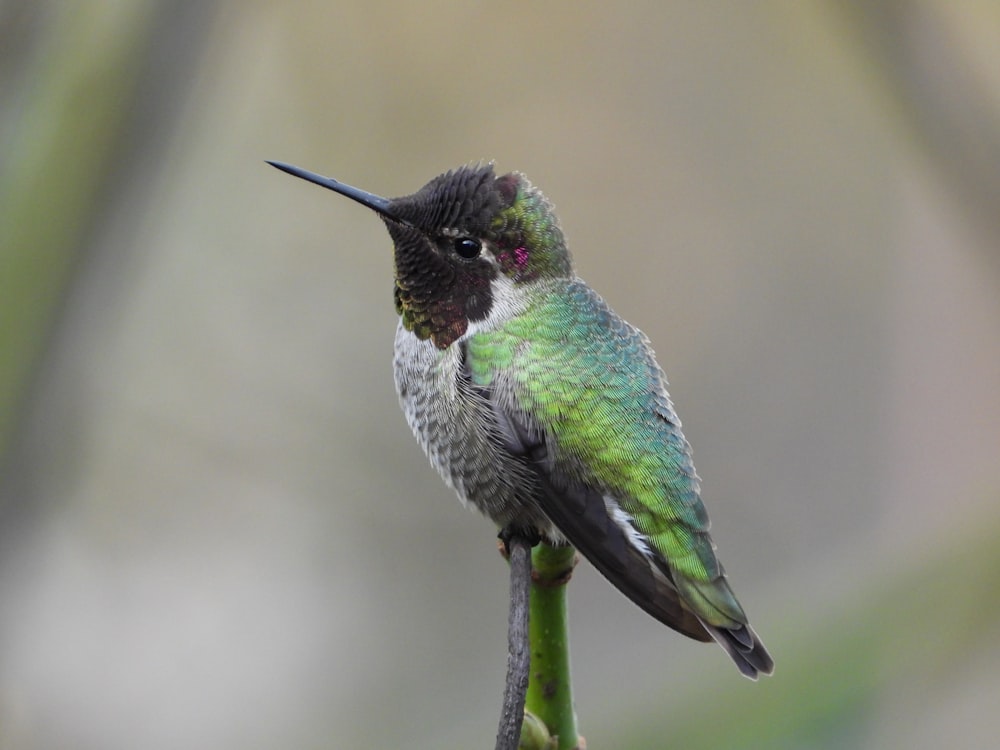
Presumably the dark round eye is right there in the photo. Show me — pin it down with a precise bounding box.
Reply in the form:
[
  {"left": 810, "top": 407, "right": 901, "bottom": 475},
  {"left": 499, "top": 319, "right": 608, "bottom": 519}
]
[{"left": 454, "top": 237, "right": 482, "bottom": 259}]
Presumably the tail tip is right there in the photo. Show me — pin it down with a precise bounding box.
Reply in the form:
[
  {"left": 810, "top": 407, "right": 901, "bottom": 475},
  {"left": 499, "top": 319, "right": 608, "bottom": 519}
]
[{"left": 706, "top": 622, "right": 774, "bottom": 680}]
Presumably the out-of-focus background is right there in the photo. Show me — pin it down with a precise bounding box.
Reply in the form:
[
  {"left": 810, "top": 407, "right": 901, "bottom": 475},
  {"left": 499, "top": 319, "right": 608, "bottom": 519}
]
[{"left": 2, "top": 2, "right": 999, "bottom": 748}]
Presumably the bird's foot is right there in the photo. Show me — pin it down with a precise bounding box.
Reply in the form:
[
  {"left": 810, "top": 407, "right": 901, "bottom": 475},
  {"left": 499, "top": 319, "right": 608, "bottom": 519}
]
[{"left": 496, "top": 525, "right": 542, "bottom": 560}]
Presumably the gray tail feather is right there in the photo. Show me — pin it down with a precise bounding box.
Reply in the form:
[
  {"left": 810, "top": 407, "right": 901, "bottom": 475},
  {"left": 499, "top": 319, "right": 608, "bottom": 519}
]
[{"left": 702, "top": 621, "right": 774, "bottom": 680}]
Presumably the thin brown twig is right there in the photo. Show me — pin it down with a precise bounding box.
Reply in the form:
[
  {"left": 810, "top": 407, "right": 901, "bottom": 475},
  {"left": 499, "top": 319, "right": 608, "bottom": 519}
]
[{"left": 495, "top": 534, "right": 532, "bottom": 750}]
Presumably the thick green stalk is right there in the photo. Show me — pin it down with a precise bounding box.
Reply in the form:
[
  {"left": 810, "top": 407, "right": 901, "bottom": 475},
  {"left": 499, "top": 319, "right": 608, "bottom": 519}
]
[{"left": 525, "top": 543, "right": 581, "bottom": 750}]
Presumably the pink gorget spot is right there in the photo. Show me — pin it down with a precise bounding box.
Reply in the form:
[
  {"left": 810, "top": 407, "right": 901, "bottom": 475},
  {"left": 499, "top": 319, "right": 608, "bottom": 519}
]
[{"left": 513, "top": 246, "right": 529, "bottom": 268}]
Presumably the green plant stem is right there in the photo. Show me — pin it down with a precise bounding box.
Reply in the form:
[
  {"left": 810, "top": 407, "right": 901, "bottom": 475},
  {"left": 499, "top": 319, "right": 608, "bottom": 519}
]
[{"left": 525, "top": 543, "right": 581, "bottom": 749}]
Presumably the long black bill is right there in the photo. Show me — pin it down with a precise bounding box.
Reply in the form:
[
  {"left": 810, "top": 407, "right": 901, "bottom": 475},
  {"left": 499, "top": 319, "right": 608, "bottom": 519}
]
[{"left": 266, "top": 160, "right": 407, "bottom": 223}]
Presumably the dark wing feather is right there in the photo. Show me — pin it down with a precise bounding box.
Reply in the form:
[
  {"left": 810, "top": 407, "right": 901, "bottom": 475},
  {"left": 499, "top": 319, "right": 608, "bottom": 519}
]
[
  {"left": 475, "top": 371, "right": 710, "bottom": 643},
  {"left": 527, "top": 465, "right": 711, "bottom": 642}
]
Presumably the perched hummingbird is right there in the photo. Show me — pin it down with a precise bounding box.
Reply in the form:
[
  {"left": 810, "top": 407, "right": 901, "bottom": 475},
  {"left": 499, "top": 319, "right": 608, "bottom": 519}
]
[{"left": 268, "top": 160, "right": 773, "bottom": 679}]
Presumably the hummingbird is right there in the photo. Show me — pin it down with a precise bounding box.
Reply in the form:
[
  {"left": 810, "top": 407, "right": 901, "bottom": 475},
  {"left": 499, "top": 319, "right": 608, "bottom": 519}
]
[{"left": 268, "top": 160, "right": 773, "bottom": 679}]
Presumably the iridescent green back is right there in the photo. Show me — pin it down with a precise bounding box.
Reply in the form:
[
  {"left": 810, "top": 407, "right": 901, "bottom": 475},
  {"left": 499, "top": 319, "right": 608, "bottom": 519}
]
[{"left": 467, "top": 281, "right": 718, "bottom": 586}]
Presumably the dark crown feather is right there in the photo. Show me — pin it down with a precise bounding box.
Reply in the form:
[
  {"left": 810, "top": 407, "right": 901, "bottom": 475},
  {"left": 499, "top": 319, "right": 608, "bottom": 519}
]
[{"left": 389, "top": 163, "right": 507, "bottom": 233}]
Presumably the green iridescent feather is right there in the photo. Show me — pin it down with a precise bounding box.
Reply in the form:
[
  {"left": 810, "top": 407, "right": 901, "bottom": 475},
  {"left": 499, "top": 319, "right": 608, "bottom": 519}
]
[{"left": 466, "top": 282, "right": 746, "bottom": 627}]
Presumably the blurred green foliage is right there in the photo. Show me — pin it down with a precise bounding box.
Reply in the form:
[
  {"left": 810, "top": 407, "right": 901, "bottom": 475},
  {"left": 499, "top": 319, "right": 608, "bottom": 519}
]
[{"left": 0, "top": 3, "right": 156, "bottom": 458}]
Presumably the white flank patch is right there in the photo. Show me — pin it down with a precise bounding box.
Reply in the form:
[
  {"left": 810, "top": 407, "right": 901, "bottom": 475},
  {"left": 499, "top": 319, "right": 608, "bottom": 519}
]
[{"left": 604, "top": 496, "right": 652, "bottom": 557}]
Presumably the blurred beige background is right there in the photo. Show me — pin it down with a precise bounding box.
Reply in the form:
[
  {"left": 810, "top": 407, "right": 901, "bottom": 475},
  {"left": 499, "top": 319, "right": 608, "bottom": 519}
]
[{"left": 2, "top": 2, "right": 999, "bottom": 748}]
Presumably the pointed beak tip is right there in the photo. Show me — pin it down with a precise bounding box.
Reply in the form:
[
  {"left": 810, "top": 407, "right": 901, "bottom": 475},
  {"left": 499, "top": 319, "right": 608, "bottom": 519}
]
[
  {"left": 266, "top": 160, "right": 300, "bottom": 177},
  {"left": 266, "top": 160, "right": 403, "bottom": 224}
]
